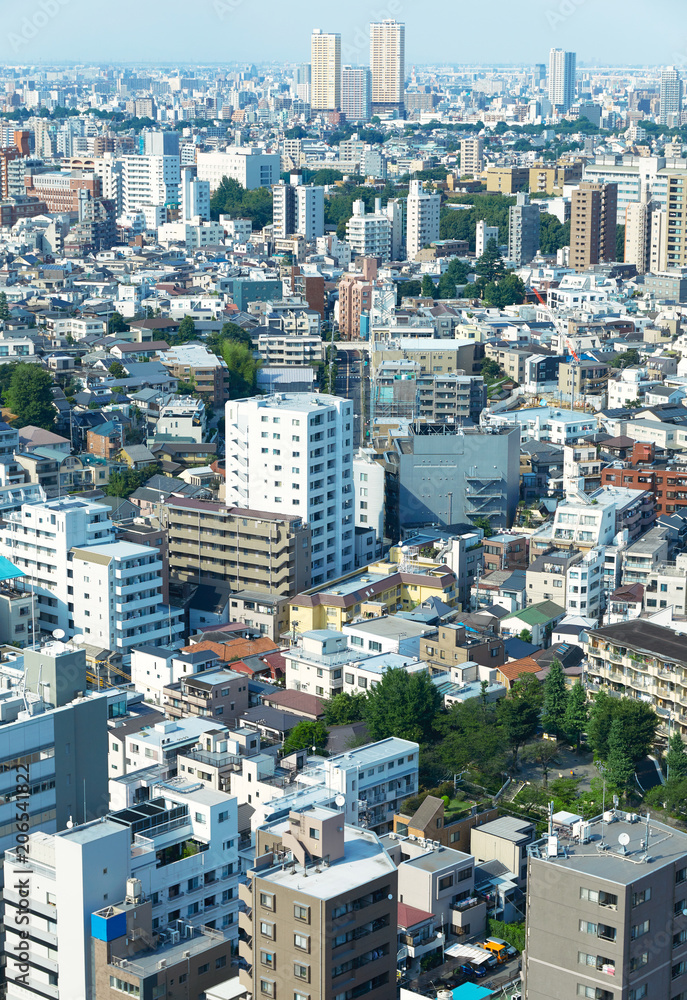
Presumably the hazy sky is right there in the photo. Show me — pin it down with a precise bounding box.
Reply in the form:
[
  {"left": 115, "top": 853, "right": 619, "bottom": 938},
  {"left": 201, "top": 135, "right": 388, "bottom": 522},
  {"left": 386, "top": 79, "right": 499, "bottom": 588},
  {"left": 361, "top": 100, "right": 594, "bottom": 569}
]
[{"left": 2, "top": 0, "right": 686, "bottom": 69}]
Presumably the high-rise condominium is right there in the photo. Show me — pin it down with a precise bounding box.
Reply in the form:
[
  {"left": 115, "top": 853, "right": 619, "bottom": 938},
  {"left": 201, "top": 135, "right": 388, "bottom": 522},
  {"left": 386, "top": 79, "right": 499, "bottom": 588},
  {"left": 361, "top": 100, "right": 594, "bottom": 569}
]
[
  {"left": 406, "top": 179, "right": 441, "bottom": 261},
  {"left": 311, "top": 29, "right": 341, "bottom": 112},
  {"left": 569, "top": 181, "right": 618, "bottom": 272},
  {"left": 548, "top": 48, "right": 576, "bottom": 112},
  {"left": 660, "top": 66, "right": 682, "bottom": 125},
  {"left": 370, "top": 19, "right": 405, "bottom": 112},
  {"left": 508, "top": 192, "right": 541, "bottom": 266},
  {"left": 342, "top": 66, "right": 372, "bottom": 122}
]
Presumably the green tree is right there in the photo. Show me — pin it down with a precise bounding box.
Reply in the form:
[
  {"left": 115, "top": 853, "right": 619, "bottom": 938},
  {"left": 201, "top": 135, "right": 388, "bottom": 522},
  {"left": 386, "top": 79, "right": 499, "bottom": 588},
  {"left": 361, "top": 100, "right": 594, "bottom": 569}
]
[
  {"left": 396, "top": 279, "right": 422, "bottom": 305},
  {"left": 170, "top": 315, "right": 196, "bottom": 345},
  {"left": 616, "top": 224, "right": 625, "bottom": 262},
  {"left": 220, "top": 321, "right": 253, "bottom": 346},
  {"left": 108, "top": 361, "right": 126, "bottom": 379},
  {"left": 482, "top": 272, "right": 527, "bottom": 308},
  {"left": 480, "top": 357, "right": 506, "bottom": 384},
  {"left": 564, "top": 681, "right": 588, "bottom": 752},
  {"left": 0, "top": 291, "right": 10, "bottom": 321},
  {"left": 282, "top": 720, "right": 328, "bottom": 756},
  {"left": 541, "top": 659, "right": 568, "bottom": 738},
  {"left": 539, "top": 213, "right": 570, "bottom": 254},
  {"left": 421, "top": 274, "right": 435, "bottom": 298},
  {"left": 475, "top": 237, "right": 506, "bottom": 283},
  {"left": 605, "top": 718, "right": 635, "bottom": 798},
  {"left": 666, "top": 731, "right": 687, "bottom": 781},
  {"left": 322, "top": 692, "right": 367, "bottom": 726},
  {"left": 108, "top": 311, "right": 129, "bottom": 335},
  {"left": 586, "top": 688, "right": 614, "bottom": 759},
  {"left": 435, "top": 697, "right": 508, "bottom": 779},
  {"left": 518, "top": 629, "right": 533, "bottom": 643},
  {"left": 210, "top": 176, "right": 273, "bottom": 230},
  {"left": 222, "top": 341, "right": 261, "bottom": 398},
  {"left": 4, "top": 364, "right": 56, "bottom": 430},
  {"left": 520, "top": 740, "right": 560, "bottom": 785},
  {"left": 472, "top": 515, "right": 494, "bottom": 537},
  {"left": 609, "top": 348, "right": 640, "bottom": 369},
  {"left": 497, "top": 674, "right": 543, "bottom": 768},
  {"left": 362, "top": 667, "right": 441, "bottom": 744},
  {"left": 645, "top": 776, "right": 687, "bottom": 816},
  {"left": 437, "top": 258, "right": 470, "bottom": 299}
]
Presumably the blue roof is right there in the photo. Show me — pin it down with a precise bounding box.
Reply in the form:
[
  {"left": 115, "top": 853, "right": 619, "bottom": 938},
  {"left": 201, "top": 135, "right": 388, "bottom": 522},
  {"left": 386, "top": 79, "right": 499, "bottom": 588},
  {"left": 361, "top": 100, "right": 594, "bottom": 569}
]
[
  {"left": 0, "top": 555, "right": 24, "bottom": 582},
  {"left": 452, "top": 985, "right": 493, "bottom": 1000}
]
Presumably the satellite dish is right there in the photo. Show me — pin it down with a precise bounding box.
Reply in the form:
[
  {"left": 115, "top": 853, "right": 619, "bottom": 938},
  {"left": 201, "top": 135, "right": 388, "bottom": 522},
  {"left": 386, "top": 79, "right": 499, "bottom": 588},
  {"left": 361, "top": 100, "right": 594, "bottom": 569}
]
[
  {"left": 52, "top": 629, "right": 65, "bottom": 640},
  {"left": 71, "top": 634, "right": 85, "bottom": 645},
  {"left": 334, "top": 794, "right": 346, "bottom": 808},
  {"left": 618, "top": 833, "right": 630, "bottom": 846}
]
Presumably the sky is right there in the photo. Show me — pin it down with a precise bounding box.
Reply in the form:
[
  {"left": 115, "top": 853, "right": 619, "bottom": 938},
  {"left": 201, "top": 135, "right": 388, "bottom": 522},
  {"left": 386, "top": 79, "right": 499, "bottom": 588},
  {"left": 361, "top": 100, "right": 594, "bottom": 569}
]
[{"left": 2, "top": 0, "right": 686, "bottom": 69}]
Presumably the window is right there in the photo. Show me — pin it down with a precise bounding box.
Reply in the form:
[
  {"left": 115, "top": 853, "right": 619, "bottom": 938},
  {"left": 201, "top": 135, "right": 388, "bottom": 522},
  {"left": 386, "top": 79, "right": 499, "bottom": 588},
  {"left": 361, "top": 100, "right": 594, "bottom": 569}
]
[
  {"left": 294, "top": 993, "right": 309, "bottom": 1000},
  {"left": 631, "top": 920, "right": 650, "bottom": 940},
  {"left": 109, "top": 980, "right": 140, "bottom": 997},
  {"left": 294, "top": 904, "right": 309, "bottom": 922},
  {"left": 198, "top": 964, "right": 210, "bottom": 975},
  {"left": 369, "top": 641, "right": 382, "bottom": 652},
  {"left": 678, "top": 868, "right": 687, "bottom": 884},
  {"left": 260, "top": 921, "right": 275, "bottom": 939},
  {"left": 633, "top": 888, "right": 651, "bottom": 906},
  {"left": 577, "top": 988, "right": 613, "bottom": 1000},
  {"left": 216, "top": 956, "right": 227, "bottom": 970},
  {"left": 579, "top": 920, "right": 598, "bottom": 935},
  {"left": 438, "top": 875, "right": 454, "bottom": 891},
  {"left": 294, "top": 932, "right": 310, "bottom": 951},
  {"left": 629, "top": 987, "right": 647, "bottom": 1000},
  {"left": 260, "top": 892, "right": 275, "bottom": 910},
  {"left": 260, "top": 980, "right": 275, "bottom": 997},
  {"left": 630, "top": 953, "right": 648, "bottom": 972},
  {"left": 294, "top": 962, "right": 309, "bottom": 981}
]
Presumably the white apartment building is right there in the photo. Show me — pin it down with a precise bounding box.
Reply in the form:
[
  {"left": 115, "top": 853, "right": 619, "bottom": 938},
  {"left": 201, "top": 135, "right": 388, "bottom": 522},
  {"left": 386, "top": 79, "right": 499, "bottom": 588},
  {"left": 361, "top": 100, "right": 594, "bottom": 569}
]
[
  {"left": 121, "top": 154, "right": 181, "bottom": 214},
  {"left": 196, "top": 147, "right": 281, "bottom": 192},
  {"left": 548, "top": 47, "right": 576, "bottom": 111},
  {"left": 341, "top": 651, "right": 428, "bottom": 697},
  {"left": 584, "top": 154, "right": 687, "bottom": 224},
  {"left": 551, "top": 490, "right": 618, "bottom": 550},
  {"left": 284, "top": 629, "right": 360, "bottom": 698},
  {"left": 370, "top": 19, "right": 405, "bottom": 111},
  {"left": 341, "top": 66, "right": 372, "bottom": 122},
  {"left": 4, "top": 787, "right": 239, "bottom": 1000},
  {"left": 180, "top": 165, "right": 211, "bottom": 223},
  {"left": 406, "top": 179, "right": 441, "bottom": 261},
  {"left": 476, "top": 220, "right": 498, "bottom": 258},
  {"left": 225, "top": 392, "right": 355, "bottom": 583},
  {"left": 345, "top": 198, "right": 393, "bottom": 260},
  {"left": 109, "top": 716, "right": 228, "bottom": 778},
  {"left": 272, "top": 178, "right": 325, "bottom": 241},
  {"left": 130, "top": 644, "right": 221, "bottom": 706},
  {"left": 353, "top": 447, "right": 385, "bottom": 543},
  {"left": 645, "top": 553, "right": 687, "bottom": 615},
  {"left": 460, "top": 137, "right": 484, "bottom": 179},
  {"left": 566, "top": 546, "right": 604, "bottom": 618},
  {"left": 311, "top": 29, "right": 341, "bottom": 111},
  {"left": 154, "top": 396, "right": 207, "bottom": 443}
]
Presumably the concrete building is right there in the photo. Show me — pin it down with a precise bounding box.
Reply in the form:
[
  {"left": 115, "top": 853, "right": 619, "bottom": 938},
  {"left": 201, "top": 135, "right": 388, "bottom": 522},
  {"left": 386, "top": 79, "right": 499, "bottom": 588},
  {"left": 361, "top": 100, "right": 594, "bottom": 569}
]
[
  {"left": 406, "top": 180, "right": 441, "bottom": 261},
  {"left": 370, "top": 19, "right": 405, "bottom": 113},
  {"left": 196, "top": 148, "right": 281, "bottom": 192},
  {"left": 154, "top": 396, "right": 206, "bottom": 444},
  {"left": 386, "top": 423, "right": 521, "bottom": 536},
  {"left": 569, "top": 182, "right": 618, "bottom": 272},
  {"left": 272, "top": 175, "right": 325, "bottom": 241},
  {"left": 460, "top": 137, "right": 484, "bottom": 179},
  {"left": 225, "top": 393, "right": 354, "bottom": 584},
  {"left": 523, "top": 809, "right": 687, "bottom": 1000},
  {"left": 159, "top": 344, "right": 231, "bottom": 406},
  {"left": 624, "top": 186, "right": 667, "bottom": 274},
  {"left": 660, "top": 65, "right": 682, "bottom": 125},
  {"left": 341, "top": 66, "right": 372, "bottom": 122},
  {"left": 180, "top": 164, "right": 211, "bottom": 223},
  {"left": 548, "top": 48, "right": 576, "bottom": 111},
  {"left": 471, "top": 815, "right": 536, "bottom": 887},
  {"left": 475, "top": 220, "right": 498, "bottom": 259},
  {"left": 353, "top": 447, "right": 386, "bottom": 543},
  {"left": 508, "top": 192, "right": 540, "bottom": 266},
  {"left": 121, "top": 154, "right": 181, "bottom": 214},
  {"left": 311, "top": 29, "right": 341, "bottom": 111},
  {"left": 345, "top": 198, "right": 393, "bottom": 261}
]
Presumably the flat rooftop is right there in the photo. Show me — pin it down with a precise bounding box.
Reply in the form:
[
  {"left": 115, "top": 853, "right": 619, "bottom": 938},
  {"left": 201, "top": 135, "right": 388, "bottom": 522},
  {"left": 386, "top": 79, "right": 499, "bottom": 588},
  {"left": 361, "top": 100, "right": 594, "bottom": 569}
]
[{"left": 531, "top": 811, "right": 687, "bottom": 885}]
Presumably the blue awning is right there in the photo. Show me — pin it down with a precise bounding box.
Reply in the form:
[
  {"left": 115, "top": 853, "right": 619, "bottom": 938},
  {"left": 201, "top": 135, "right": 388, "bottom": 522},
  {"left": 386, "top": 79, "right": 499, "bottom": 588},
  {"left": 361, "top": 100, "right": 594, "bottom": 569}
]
[{"left": 0, "top": 555, "right": 24, "bottom": 582}]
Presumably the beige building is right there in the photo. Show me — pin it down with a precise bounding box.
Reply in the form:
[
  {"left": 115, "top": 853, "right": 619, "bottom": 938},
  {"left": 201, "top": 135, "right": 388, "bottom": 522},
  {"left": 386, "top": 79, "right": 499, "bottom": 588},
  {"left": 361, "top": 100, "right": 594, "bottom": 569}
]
[
  {"left": 665, "top": 172, "right": 687, "bottom": 268},
  {"left": 311, "top": 30, "right": 341, "bottom": 111},
  {"left": 460, "top": 137, "right": 484, "bottom": 178},
  {"left": 419, "top": 621, "right": 505, "bottom": 672},
  {"left": 569, "top": 181, "right": 618, "bottom": 272},
  {"left": 370, "top": 19, "right": 405, "bottom": 112},
  {"left": 485, "top": 166, "right": 529, "bottom": 194},
  {"left": 470, "top": 815, "right": 536, "bottom": 887},
  {"left": 239, "top": 805, "right": 398, "bottom": 1000}
]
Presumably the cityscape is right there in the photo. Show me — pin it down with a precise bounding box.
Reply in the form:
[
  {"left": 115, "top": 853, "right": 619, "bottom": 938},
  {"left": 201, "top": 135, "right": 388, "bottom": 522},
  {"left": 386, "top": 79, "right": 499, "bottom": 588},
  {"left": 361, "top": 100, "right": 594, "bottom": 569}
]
[{"left": 0, "top": 7, "right": 686, "bottom": 1000}]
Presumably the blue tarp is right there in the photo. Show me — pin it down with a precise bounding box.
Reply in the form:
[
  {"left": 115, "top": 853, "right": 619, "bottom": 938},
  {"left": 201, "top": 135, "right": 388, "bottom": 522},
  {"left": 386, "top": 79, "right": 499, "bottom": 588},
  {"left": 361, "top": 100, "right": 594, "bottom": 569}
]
[
  {"left": 0, "top": 555, "right": 23, "bottom": 582},
  {"left": 452, "top": 985, "right": 493, "bottom": 1000}
]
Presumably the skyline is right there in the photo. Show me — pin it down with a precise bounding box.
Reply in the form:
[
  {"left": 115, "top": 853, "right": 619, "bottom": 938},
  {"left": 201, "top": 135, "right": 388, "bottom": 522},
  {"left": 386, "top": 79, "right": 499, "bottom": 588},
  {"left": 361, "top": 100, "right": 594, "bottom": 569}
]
[{"left": 1, "top": 0, "right": 687, "bottom": 69}]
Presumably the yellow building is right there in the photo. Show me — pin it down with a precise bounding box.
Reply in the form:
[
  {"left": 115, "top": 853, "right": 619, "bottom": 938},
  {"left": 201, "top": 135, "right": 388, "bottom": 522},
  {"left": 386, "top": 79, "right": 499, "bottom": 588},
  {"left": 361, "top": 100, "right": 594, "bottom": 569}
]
[
  {"left": 485, "top": 167, "right": 529, "bottom": 194},
  {"left": 288, "top": 559, "right": 458, "bottom": 633}
]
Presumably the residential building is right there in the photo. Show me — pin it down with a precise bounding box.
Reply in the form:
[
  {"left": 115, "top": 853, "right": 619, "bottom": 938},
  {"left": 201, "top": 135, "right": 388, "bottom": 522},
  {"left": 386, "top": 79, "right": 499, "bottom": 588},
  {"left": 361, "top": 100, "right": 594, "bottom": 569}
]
[
  {"left": 196, "top": 147, "right": 281, "bottom": 192},
  {"left": 419, "top": 620, "right": 505, "bottom": 672},
  {"left": 548, "top": 48, "right": 576, "bottom": 111},
  {"left": 644, "top": 553, "right": 687, "bottom": 615},
  {"left": 159, "top": 344, "right": 231, "bottom": 406},
  {"left": 341, "top": 66, "right": 372, "bottom": 122},
  {"left": 272, "top": 175, "right": 325, "bottom": 241},
  {"left": 482, "top": 533, "right": 529, "bottom": 572},
  {"left": 624, "top": 186, "right": 666, "bottom": 274},
  {"left": 523, "top": 809, "right": 687, "bottom": 1000},
  {"left": 566, "top": 547, "right": 605, "bottom": 618},
  {"left": 311, "top": 30, "right": 341, "bottom": 111},
  {"left": 563, "top": 443, "right": 602, "bottom": 494},
  {"left": 508, "top": 192, "right": 540, "bottom": 266},
  {"left": 569, "top": 182, "right": 618, "bottom": 272},
  {"left": 621, "top": 525, "right": 670, "bottom": 588},
  {"left": 163, "top": 667, "right": 249, "bottom": 726},
  {"left": 370, "top": 19, "right": 405, "bottom": 113},
  {"left": 239, "top": 805, "right": 398, "bottom": 1000},
  {"left": 485, "top": 166, "right": 530, "bottom": 194},
  {"left": 180, "top": 163, "right": 211, "bottom": 222},
  {"left": 660, "top": 65, "right": 682, "bottom": 125},
  {"left": 526, "top": 550, "right": 582, "bottom": 608},
  {"left": 353, "top": 448, "right": 385, "bottom": 544},
  {"left": 476, "top": 220, "right": 498, "bottom": 258},
  {"left": 345, "top": 198, "right": 393, "bottom": 261},
  {"left": 460, "top": 137, "right": 484, "bottom": 179},
  {"left": 121, "top": 154, "right": 181, "bottom": 214},
  {"left": 406, "top": 180, "right": 441, "bottom": 261},
  {"left": 224, "top": 393, "right": 355, "bottom": 584},
  {"left": 546, "top": 487, "right": 654, "bottom": 554},
  {"left": 558, "top": 354, "right": 610, "bottom": 402},
  {"left": 257, "top": 330, "right": 324, "bottom": 367},
  {"left": 471, "top": 815, "right": 536, "bottom": 887},
  {"left": 664, "top": 174, "right": 687, "bottom": 269},
  {"left": 154, "top": 396, "right": 207, "bottom": 444}
]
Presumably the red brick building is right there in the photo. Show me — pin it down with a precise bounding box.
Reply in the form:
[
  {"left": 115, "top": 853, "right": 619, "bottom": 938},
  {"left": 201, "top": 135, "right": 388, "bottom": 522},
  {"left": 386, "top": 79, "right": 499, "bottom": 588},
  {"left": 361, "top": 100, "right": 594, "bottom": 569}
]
[
  {"left": 25, "top": 171, "right": 102, "bottom": 215},
  {"left": 601, "top": 441, "right": 687, "bottom": 517}
]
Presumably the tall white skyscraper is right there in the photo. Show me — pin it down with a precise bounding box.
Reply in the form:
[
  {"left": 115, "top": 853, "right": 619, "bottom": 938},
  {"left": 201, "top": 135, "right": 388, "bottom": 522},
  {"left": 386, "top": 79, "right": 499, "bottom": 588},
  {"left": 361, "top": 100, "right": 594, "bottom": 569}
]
[
  {"left": 225, "top": 393, "right": 355, "bottom": 584},
  {"left": 406, "top": 179, "right": 441, "bottom": 261},
  {"left": 660, "top": 66, "right": 682, "bottom": 125},
  {"left": 548, "top": 48, "right": 576, "bottom": 112},
  {"left": 370, "top": 19, "right": 405, "bottom": 112},
  {"left": 311, "top": 29, "right": 341, "bottom": 111},
  {"left": 342, "top": 66, "right": 372, "bottom": 122}
]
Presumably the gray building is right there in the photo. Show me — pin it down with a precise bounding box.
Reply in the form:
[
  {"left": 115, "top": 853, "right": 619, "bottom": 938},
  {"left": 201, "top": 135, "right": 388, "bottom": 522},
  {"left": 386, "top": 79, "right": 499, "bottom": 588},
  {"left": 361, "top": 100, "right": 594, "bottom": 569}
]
[
  {"left": 508, "top": 192, "right": 541, "bottom": 265},
  {"left": 386, "top": 423, "right": 521, "bottom": 536},
  {"left": 524, "top": 809, "right": 687, "bottom": 1000}
]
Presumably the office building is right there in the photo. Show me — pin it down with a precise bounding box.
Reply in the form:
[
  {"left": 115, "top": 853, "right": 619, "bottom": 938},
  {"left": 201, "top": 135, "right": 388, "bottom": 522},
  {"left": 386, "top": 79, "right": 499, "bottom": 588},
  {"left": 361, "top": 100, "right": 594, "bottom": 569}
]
[
  {"left": 460, "top": 136, "right": 484, "bottom": 179},
  {"left": 476, "top": 220, "right": 498, "bottom": 258},
  {"left": 508, "top": 192, "right": 541, "bottom": 265},
  {"left": 548, "top": 48, "right": 576, "bottom": 111},
  {"left": 294, "top": 62, "right": 311, "bottom": 103},
  {"left": 196, "top": 147, "right": 281, "bottom": 192},
  {"left": 660, "top": 65, "right": 682, "bottom": 125},
  {"left": 523, "top": 808, "right": 687, "bottom": 1000},
  {"left": 370, "top": 19, "right": 405, "bottom": 112},
  {"left": 311, "top": 29, "right": 341, "bottom": 111},
  {"left": 225, "top": 393, "right": 355, "bottom": 584},
  {"left": 238, "top": 805, "right": 398, "bottom": 1000},
  {"left": 272, "top": 174, "right": 325, "bottom": 240},
  {"left": 569, "top": 181, "right": 618, "bottom": 272},
  {"left": 341, "top": 66, "right": 372, "bottom": 122},
  {"left": 406, "top": 179, "right": 441, "bottom": 261}
]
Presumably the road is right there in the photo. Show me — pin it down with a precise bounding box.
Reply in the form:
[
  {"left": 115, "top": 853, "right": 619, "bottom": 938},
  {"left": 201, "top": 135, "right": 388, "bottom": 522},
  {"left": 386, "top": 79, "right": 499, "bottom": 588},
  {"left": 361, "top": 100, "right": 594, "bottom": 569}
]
[{"left": 334, "top": 349, "right": 365, "bottom": 446}]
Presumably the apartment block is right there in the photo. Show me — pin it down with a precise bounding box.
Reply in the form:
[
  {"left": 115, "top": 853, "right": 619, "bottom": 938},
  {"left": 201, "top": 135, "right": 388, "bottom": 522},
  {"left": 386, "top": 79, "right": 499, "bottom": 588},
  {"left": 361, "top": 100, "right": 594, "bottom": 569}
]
[
  {"left": 508, "top": 192, "right": 540, "bottom": 266},
  {"left": 239, "top": 806, "right": 398, "bottom": 1000},
  {"left": 406, "top": 180, "right": 440, "bottom": 260},
  {"left": 311, "top": 30, "right": 341, "bottom": 111},
  {"left": 569, "top": 182, "right": 618, "bottom": 272},
  {"left": 419, "top": 620, "right": 505, "bottom": 672},
  {"left": 196, "top": 148, "right": 281, "bottom": 192},
  {"left": 523, "top": 809, "right": 687, "bottom": 1000},
  {"left": 460, "top": 137, "right": 484, "bottom": 179},
  {"left": 370, "top": 19, "right": 405, "bottom": 112},
  {"left": 163, "top": 667, "right": 249, "bottom": 726}
]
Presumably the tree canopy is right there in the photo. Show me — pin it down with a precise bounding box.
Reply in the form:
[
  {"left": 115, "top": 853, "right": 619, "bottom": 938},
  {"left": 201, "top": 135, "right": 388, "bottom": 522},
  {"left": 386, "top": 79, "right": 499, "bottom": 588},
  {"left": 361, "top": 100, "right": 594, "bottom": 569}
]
[
  {"left": 497, "top": 674, "right": 543, "bottom": 766},
  {"left": 4, "top": 364, "right": 56, "bottom": 430},
  {"left": 322, "top": 692, "right": 367, "bottom": 726},
  {"left": 587, "top": 690, "right": 659, "bottom": 763},
  {"left": 210, "top": 176, "right": 273, "bottom": 230},
  {"left": 541, "top": 660, "right": 568, "bottom": 738},
  {"left": 362, "top": 668, "right": 442, "bottom": 744},
  {"left": 283, "top": 720, "right": 329, "bottom": 756},
  {"left": 222, "top": 341, "right": 261, "bottom": 398}
]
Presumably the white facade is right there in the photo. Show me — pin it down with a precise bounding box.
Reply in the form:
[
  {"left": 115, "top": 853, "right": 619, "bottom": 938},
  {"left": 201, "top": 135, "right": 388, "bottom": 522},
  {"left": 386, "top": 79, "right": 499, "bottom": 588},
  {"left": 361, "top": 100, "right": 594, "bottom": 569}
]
[
  {"left": 345, "top": 198, "right": 393, "bottom": 261},
  {"left": 342, "top": 67, "right": 372, "bottom": 122},
  {"left": 552, "top": 491, "right": 619, "bottom": 549},
  {"left": 311, "top": 30, "right": 341, "bottom": 111},
  {"left": 370, "top": 20, "right": 405, "bottom": 110},
  {"left": 406, "top": 180, "right": 441, "bottom": 261},
  {"left": 548, "top": 48, "right": 576, "bottom": 111},
  {"left": 284, "top": 629, "right": 357, "bottom": 698},
  {"left": 353, "top": 448, "right": 385, "bottom": 543},
  {"left": 272, "top": 179, "right": 325, "bottom": 240},
  {"left": 225, "top": 393, "right": 355, "bottom": 583},
  {"left": 476, "top": 220, "right": 499, "bottom": 258},
  {"left": 566, "top": 546, "right": 604, "bottom": 618},
  {"left": 121, "top": 154, "right": 181, "bottom": 213},
  {"left": 155, "top": 396, "right": 207, "bottom": 443},
  {"left": 196, "top": 148, "right": 281, "bottom": 192},
  {"left": 180, "top": 165, "right": 211, "bottom": 223}
]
